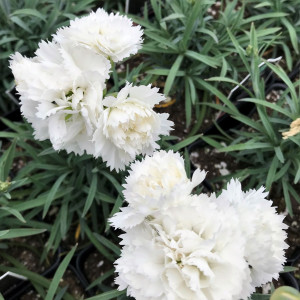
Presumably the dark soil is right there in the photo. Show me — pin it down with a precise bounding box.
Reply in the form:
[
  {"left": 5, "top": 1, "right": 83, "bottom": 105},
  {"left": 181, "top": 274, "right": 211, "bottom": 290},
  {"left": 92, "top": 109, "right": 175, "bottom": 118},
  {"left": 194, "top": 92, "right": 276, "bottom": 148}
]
[
  {"left": 83, "top": 249, "right": 114, "bottom": 286},
  {"left": 19, "top": 269, "right": 85, "bottom": 300},
  {"left": 0, "top": 234, "right": 52, "bottom": 275},
  {"left": 61, "top": 269, "right": 85, "bottom": 299}
]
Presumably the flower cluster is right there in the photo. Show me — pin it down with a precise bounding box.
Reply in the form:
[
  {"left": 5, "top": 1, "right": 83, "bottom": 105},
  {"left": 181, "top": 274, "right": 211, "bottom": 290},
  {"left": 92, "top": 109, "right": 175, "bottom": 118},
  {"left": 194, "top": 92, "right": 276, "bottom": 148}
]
[
  {"left": 110, "top": 150, "right": 288, "bottom": 300},
  {"left": 10, "top": 8, "right": 173, "bottom": 171}
]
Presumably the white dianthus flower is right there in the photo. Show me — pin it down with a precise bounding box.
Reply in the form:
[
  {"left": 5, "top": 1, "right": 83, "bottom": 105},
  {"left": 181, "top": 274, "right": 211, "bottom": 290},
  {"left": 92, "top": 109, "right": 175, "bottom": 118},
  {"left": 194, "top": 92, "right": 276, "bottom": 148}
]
[
  {"left": 114, "top": 196, "right": 252, "bottom": 300},
  {"left": 216, "top": 179, "right": 288, "bottom": 288},
  {"left": 93, "top": 84, "right": 174, "bottom": 171},
  {"left": 10, "top": 41, "right": 110, "bottom": 155},
  {"left": 110, "top": 150, "right": 206, "bottom": 229},
  {"left": 54, "top": 8, "right": 143, "bottom": 62}
]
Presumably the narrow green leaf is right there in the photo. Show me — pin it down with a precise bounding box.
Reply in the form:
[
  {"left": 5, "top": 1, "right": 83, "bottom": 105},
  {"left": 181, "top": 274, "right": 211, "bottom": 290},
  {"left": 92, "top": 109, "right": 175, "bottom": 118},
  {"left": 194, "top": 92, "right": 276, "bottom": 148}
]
[
  {"left": 282, "top": 266, "right": 298, "bottom": 273},
  {"left": 82, "top": 173, "right": 98, "bottom": 217},
  {"left": 182, "top": 0, "right": 202, "bottom": 48},
  {"left": 256, "top": 106, "right": 277, "bottom": 142},
  {"left": 146, "top": 68, "right": 185, "bottom": 76},
  {"left": 294, "top": 160, "right": 300, "bottom": 184},
  {"left": 45, "top": 244, "right": 77, "bottom": 300},
  {"left": 194, "top": 79, "right": 239, "bottom": 113},
  {"left": 72, "top": 0, "right": 97, "bottom": 12},
  {"left": 201, "top": 136, "right": 224, "bottom": 149},
  {"left": 164, "top": 54, "right": 184, "bottom": 95},
  {"left": 289, "top": 136, "right": 300, "bottom": 147},
  {"left": 0, "top": 188, "right": 73, "bottom": 218},
  {"left": 185, "top": 78, "right": 192, "bottom": 128},
  {"left": 168, "top": 134, "right": 202, "bottom": 152},
  {"left": 145, "top": 31, "right": 177, "bottom": 50},
  {"left": 274, "top": 161, "right": 291, "bottom": 181},
  {"left": 141, "top": 44, "right": 178, "bottom": 54},
  {"left": 0, "top": 266, "right": 74, "bottom": 300},
  {"left": 10, "top": 16, "right": 33, "bottom": 33},
  {"left": 85, "top": 289, "right": 125, "bottom": 300},
  {"left": 198, "top": 28, "right": 218, "bottom": 43},
  {"left": 94, "top": 233, "right": 121, "bottom": 256},
  {"left": 105, "top": 195, "right": 123, "bottom": 232},
  {"left": 264, "top": 61, "right": 298, "bottom": 110},
  {"left": 99, "top": 171, "right": 123, "bottom": 195},
  {"left": 160, "top": 13, "right": 185, "bottom": 22},
  {"left": 0, "top": 139, "right": 16, "bottom": 181},
  {"left": 0, "top": 207, "right": 26, "bottom": 223},
  {"left": 185, "top": 50, "right": 220, "bottom": 68},
  {"left": 0, "top": 228, "right": 46, "bottom": 240},
  {"left": 219, "top": 142, "right": 272, "bottom": 152},
  {"left": 232, "top": 115, "right": 265, "bottom": 133},
  {"left": 150, "top": 0, "right": 162, "bottom": 22},
  {"left": 250, "top": 22, "right": 258, "bottom": 53},
  {"left": 240, "top": 98, "right": 293, "bottom": 119},
  {"left": 282, "top": 179, "right": 292, "bottom": 216},
  {"left": 84, "top": 225, "right": 114, "bottom": 261},
  {"left": 0, "top": 230, "right": 9, "bottom": 237},
  {"left": 43, "top": 172, "right": 69, "bottom": 218},
  {"left": 266, "top": 156, "right": 279, "bottom": 191},
  {"left": 54, "top": 286, "right": 69, "bottom": 300},
  {"left": 242, "top": 12, "right": 288, "bottom": 24},
  {"left": 281, "top": 18, "right": 299, "bottom": 54},
  {"left": 87, "top": 269, "right": 114, "bottom": 290},
  {"left": 184, "top": 148, "right": 190, "bottom": 178},
  {"left": 226, "top": 28, "right": 250, "bottom": 72},
  {"left": 187, "top": 77, "right": 196, "bottom": 104},
  {"left": 10, "top": 8, "right": 46, "bottom": 21},
  {"left": 274, "top": 146, "right": 285, "bottom": 163}
]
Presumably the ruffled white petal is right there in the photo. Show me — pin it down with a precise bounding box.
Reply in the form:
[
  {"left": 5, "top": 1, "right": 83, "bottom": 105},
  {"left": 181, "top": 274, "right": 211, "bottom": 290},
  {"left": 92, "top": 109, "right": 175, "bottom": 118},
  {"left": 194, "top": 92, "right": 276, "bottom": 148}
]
[
  {"left": 54, "top": 8, "right": 143, "bottom": 62},
  {"left": 93, "top": 85, "right": 173, "bottom": 171}
]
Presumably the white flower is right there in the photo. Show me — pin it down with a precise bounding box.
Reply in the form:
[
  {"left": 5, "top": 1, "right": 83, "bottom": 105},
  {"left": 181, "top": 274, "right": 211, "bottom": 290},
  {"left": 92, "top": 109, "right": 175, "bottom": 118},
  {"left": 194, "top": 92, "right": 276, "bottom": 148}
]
[
  {"left": 114, "top": 196, "right": 251, "bottom": 300},
  {"left": 54, "top": 8, "right": 143, "bottom": 62},
  {"left": 10, "top": 41, "right": 110, "bottom": 155},
  {"left": 216, "top": 179, "right": 288, "bottom": 288},
  {"left": 93, "top": 84, "right": 173, "bottom": 171},
  {"left": 110, "top": 150, "right": 206, "bottom": 229}
]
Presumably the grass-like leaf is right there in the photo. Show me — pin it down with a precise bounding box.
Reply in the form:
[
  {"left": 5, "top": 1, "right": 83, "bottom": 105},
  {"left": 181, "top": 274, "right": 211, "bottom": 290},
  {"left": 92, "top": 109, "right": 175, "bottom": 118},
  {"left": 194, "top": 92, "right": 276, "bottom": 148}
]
[
  {"left": 94, "top": 233, "right": 121, "bottom": 256},
  {"left": 0, "top": 265, "right": 74, "bottom": 300},
  {"left": 45, "top": 244, "right": 77, "bottom": 300},
  {"left": 168, "top": 134, "right": 202, "bottom": 152},
  {"left": 82, "top": 173, "right": 98, "bottom": 217},
  {"left": 0, "top": 138, "right": 16, "bottom": 181},
  {"left": 85, "top": 290, "right": 125, "bottom": 300},
  {"left": 266, "top": 156, "right": 279, "bottom": 191},
  {"left": 10, "top": 8, "right": 46, "bottom": 21},
  {"left": 43, "top": 172, "right": 70, "bottom": 218},
  {"left": 164, "top": 54, "right": 183, "bottom": 95},
  {"left": 0, "top": 228, "right": 46, "bottom": 240},
  {"left": 219, "top": 142, "right": 272, "bottom": 152},
  {"left": 185, "top": 50, "right": 220, "bottom": 68}
]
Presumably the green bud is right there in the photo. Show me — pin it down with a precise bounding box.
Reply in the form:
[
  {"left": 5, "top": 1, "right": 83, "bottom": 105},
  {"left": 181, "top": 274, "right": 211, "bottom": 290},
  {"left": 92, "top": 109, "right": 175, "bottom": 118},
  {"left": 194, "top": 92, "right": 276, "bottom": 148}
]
[
  {"left": 0, "top": 181, "right": 11, "bottom": 193},
  {"left": 246, "top": 45, "right": 253, "bottom": 56},
  {"left": 271, "top": 286, "right": 300, "bottom": 300}
]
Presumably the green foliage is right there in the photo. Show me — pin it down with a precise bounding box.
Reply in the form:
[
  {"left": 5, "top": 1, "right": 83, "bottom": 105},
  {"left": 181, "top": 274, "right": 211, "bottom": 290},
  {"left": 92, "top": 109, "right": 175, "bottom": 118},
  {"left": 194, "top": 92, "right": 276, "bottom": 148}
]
[
  {"left": 0, "top": 119, "right": 128, "bottom": 297},
  {"left": 200, "top": 25, "right": 300, "bottom": 215},
  {"left": 0, "top": 1, "right": 299, "bottom": 298},
  {"left": 0, "top": 118, "right": 127, "bottom": 256},
  {"left": 0, "top": 136, "right": 48, "bottom": 239},
  {"left": 45, "top": 245, "right": 77, "bottom": 300},
  {"left": 132, "top": 0, "right": 299, "bottom": 129}
]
